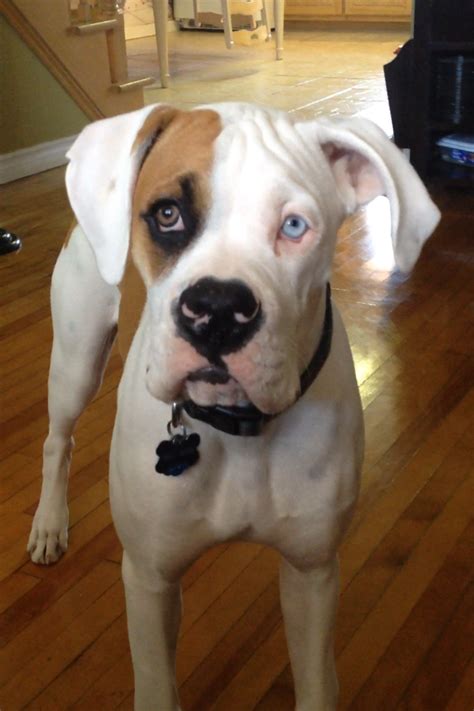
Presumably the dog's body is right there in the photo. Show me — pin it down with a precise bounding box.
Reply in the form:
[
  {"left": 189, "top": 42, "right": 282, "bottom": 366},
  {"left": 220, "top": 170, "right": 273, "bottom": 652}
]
[{"left": 28, "top": 103, "right": 440, "bottom": 710}]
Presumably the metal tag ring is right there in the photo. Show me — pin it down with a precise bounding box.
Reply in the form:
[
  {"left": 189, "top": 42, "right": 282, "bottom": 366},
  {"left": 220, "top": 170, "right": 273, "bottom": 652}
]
[
  {"left": 171, "top": 401, "right": 182, "bottom": 429},
  {"left": 167, "top": 421, "right": 187, "bottom": 438}
]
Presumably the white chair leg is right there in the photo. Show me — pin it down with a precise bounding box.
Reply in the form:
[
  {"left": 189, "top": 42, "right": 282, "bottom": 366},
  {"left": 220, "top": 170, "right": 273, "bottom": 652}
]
[
  {"left": 274, "top": 0, "right": 284, "bottom": 59},
  {"left": 221, "top": 0, "right": 234, "bottom": 49},
  {"left": 261, "top": 0, "right": 272, "bottom": 40},
  {"left": 151, "top": 0, "right": 170, "bottom": 88},
  {"left": 193, "top": 0, "right": 201, "bottom": 26}
]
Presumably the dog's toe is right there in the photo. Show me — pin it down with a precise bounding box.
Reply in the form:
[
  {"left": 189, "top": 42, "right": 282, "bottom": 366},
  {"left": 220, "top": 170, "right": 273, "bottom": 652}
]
[
  {"left": 28, "top": 536, "right": 48, "bottom": 565},
  {"left": 28, "top": 509, "right": 69, "bottom": 565},
  {"left": 28, "top": 529, "right": 67, "bottom": 565},
  {"left": 46, "top": 531, "right": 67, "bottom": 564}
]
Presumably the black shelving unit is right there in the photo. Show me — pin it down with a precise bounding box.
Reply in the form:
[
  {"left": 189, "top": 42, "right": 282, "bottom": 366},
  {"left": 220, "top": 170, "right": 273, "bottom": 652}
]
[{"left": 384, "top": 0, "right": 474, "bottom": 186}]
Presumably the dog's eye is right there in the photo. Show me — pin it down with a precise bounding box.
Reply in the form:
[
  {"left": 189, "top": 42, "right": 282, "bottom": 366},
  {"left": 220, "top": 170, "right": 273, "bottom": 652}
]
[
  {"left": 155, "top": 204, "right": 185, "bottom": 232},
  {"left": 280, "top": 215, "right": 309, "bottom": 241},
  {"left": 142, "top": 176, "right": 200, "bottom": 255}
]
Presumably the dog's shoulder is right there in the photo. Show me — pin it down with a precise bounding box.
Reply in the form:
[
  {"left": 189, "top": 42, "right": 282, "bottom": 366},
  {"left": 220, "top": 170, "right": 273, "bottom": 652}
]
[{"left": 117, "top": 258, "right": 146, "bottom": 363}]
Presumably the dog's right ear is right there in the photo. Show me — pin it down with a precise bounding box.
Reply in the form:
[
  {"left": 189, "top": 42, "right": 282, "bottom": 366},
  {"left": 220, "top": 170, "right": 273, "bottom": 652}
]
[
  {"left": 65, "top": 104, "right": 179, "bottom": 285},
  {"left": 295, "top": 116, "right": 440, "bottom": 272}
]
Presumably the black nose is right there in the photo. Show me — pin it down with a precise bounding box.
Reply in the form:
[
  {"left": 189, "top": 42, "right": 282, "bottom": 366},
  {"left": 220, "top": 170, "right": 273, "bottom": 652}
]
[{"left": 175, "top": 277, "right": 262, "bottom": 361}]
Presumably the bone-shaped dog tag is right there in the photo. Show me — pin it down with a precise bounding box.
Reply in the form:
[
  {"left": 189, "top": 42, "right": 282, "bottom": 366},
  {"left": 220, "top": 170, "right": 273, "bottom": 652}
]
[
  {"left": 155, "top": 404, "right": 200, "bottom": 476},
  {"left": 155, "top": 432, "right": 200, "bottom": 476}
]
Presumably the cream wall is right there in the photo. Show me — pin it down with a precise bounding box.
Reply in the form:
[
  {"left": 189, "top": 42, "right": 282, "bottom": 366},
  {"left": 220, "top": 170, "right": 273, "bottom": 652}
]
[{"left": 0, "top": 16, "right": 88, "bottom": 155}]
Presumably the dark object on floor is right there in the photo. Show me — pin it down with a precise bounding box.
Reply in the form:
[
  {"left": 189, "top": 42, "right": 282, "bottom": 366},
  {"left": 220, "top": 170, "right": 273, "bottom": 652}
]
[{"left": 0, "top": 228, "right": 22, "bottom": 255}]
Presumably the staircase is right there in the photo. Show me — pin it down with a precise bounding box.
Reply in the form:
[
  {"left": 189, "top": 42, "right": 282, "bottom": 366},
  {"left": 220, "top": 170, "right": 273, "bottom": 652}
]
[{"left": 1, "top": 0, "right": 155, "bottom": 121}]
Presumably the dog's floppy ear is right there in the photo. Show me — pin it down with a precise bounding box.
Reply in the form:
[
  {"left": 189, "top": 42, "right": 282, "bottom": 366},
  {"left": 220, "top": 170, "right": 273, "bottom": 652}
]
[
  {"left": 309, "top": 117, "right": 441, "bottom": 272},
  {"left": 65, "top": 104, "right": 178, "bottom": 285}
]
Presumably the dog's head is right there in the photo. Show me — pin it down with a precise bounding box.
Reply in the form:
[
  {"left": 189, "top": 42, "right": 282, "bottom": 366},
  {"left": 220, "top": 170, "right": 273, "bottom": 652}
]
[{"left": 66, "top": 103, "right": 440, "bottom": 414}]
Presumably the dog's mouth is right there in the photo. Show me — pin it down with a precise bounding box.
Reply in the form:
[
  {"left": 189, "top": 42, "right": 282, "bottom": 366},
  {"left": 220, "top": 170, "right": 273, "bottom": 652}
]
[
  {"left": 183, "top": 366, "right": 250, "bottom": 407},
  {"left": 187, "top": 366, "right": 230, "bottom": 385}
]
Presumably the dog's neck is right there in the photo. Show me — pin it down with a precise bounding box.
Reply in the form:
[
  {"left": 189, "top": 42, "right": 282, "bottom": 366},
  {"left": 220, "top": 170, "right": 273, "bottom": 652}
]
[{"left": 297, "top": 281, "right": 331, "bottom": 379}]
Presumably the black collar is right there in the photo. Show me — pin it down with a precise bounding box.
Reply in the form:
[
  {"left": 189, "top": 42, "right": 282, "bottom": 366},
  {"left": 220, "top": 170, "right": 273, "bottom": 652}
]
[{"left": 181, "top": 283, "right": 333, "bottom": 437}]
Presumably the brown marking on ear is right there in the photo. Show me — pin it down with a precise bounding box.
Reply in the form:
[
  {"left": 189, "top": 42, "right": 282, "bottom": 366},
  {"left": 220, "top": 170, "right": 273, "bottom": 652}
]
[
  {"left": 118, "top": 257, "right": 147, "bottom": 362},
  {"left": 131, "top": 105, "right": 181, "bottom": 159},
  {"left": 131, "top": 108, "right": 222, "bottom": 285}
]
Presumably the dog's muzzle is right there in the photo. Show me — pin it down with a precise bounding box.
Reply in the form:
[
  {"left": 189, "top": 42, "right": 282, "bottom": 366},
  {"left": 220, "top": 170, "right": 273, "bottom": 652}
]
[
  {"left": 181, "top": 284, "right": 334, "bottom": 437},
  {"left": 174, "top": 277, "right": 263, "bottom": 364}
]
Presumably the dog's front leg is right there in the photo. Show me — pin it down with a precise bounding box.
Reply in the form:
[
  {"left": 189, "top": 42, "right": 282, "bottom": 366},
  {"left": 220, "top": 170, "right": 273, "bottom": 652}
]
[
  {"left": 28, "top": 230, "right": 119, "bottom": 564},
  {"left": 122, "top": 551, "right": 182, "bottom": 711},
  {"left": 280, "top": 557, "right": 339, "bottom": 711}
]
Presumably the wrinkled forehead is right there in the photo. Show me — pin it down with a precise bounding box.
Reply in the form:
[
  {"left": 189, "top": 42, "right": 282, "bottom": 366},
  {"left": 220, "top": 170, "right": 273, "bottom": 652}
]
[
  {"left": 212, "top": 106, "right": 331, "bottom": 210},
  {"left": 134, "top": 103, "right": 327, "bottom": 206},
  {"left": 218, "top": 107, "right": 316, "bottom": 170}
]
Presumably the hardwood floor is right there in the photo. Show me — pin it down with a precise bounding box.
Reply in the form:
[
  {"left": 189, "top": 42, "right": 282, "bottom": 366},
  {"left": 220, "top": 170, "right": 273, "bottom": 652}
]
[{"left": 1, "top": 30, "right": 473, "bottom": 709}]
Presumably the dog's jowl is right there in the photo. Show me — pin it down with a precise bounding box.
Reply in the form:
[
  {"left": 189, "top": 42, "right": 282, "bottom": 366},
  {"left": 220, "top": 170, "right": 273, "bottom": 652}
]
[{"left": 28, "top": 103, "right": 440, "bottom": 710}]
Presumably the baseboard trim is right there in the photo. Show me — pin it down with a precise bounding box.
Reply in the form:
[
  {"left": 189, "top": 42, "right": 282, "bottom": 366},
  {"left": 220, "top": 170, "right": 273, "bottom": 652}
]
[{"left": 0, "top": 134, "right": 77, "bottom": 185}]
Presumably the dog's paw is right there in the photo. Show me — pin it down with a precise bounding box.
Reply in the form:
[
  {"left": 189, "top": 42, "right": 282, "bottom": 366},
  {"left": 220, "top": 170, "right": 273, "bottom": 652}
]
[{"left": 27, "top": 505, "right": 69, "bottom": 565}]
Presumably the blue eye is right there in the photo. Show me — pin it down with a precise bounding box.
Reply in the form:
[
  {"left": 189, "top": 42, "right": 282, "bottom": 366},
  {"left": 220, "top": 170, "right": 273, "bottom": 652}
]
[{"left": 280, "top": 215, "right": 308, "bottom": 241}]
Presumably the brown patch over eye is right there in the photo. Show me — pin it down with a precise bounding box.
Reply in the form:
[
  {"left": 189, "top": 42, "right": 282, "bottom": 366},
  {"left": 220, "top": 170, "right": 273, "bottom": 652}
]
[{"left": 131, "top": 108, "right": 222, "bottom": 285}]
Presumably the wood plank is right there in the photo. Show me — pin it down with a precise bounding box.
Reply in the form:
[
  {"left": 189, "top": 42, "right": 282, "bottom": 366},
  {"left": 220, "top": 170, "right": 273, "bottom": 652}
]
[
  {"left": 178, "top": 547, "right": 280, "bottom": 684},
  {"left": 0, "top": 511, "right": 33, "bottom": 554},
  {"left": 337, "top": 469, "right": 474, "bottom": 708},
  {"left": 180, "top": 542, "right": 263, "bottom": 636},
  {"left": 71, "top": 650, "right": 134, "bottom": 711},
  {"left": 0, "top": 380, "right": 47, "bottom": 425},
  {"left": 0, "top": 577, "right": 125, "bottom": 709},
  {"left": 0, "top": 523, "right": 118, "bottom": 646},
  {"left": 0, "top": 452, "right": 34, "bottom": 481},
  {"left": 26, "top": 612, "right": 130, "bottom": 711},
  {"left": 362, "top": 356, "right": 473, "bottom": 489},
  {"left": 444, "top": 656, "right": 474, "bottom": 711},
  {"left": 182, "top": 579, "right": 282, "bottom": 710},
  {"left": 0, "top": 571, "right": 39, "bottom": 615},
  {"left": 0, "top": 353, "right": 50, "bottom": 396},
  {"left": 337, "top": 443, "right": 474, "bottom": 654},
  {"left": 210, "top": 622, "right": 288, "bottom": 710},
  {"left": 254, "top": 666, "right": 294, "bottom": 711},
  {"left": 349, "top": 520, "right": 474, "bottom": 709},
  {"left": 397, "top": 581, "right": 474, "bottom": 710},
  {"left": 0, "top": 560, "right": 120, "bottom": 687},
  {"left": 181, "top": 543, "right": 230, "bottom": 590},
  {"left": 340, "top": 388, "right": 474, "bottom": 585}
]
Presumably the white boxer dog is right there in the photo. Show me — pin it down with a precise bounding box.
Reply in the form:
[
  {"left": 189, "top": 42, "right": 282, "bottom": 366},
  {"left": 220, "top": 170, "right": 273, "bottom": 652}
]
[{"left": 27, "top": 103, "right": 440, "bottom": 710}]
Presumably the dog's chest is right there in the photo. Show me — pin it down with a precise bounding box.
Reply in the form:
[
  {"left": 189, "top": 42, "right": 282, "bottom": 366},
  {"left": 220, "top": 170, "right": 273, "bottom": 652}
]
[{"left": 112, "top": 366, "right": 357, "bottom": 551}]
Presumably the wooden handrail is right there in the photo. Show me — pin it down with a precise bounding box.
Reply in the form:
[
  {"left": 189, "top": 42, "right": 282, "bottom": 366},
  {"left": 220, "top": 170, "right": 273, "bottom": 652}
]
[
  {"left": 0, "top": 0, "right": 103, "bottom": 120},
  {"left": 70, "top": 19, "right": 119, "bottom": 34},
  {"left": 113, "top": 76, "right": 155, "bottom": 92},
  {"left": 1, "top": 0, "right": 146, "bottom": 120}
]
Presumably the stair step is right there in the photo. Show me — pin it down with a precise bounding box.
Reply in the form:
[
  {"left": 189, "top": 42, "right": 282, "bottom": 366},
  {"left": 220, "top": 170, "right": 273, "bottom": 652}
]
[
  {"left": 112, "top": 76, "right": 156, "bottom": 92},
  {"left": 70, "top": 19, "right": 118, "bottom": 35}
]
